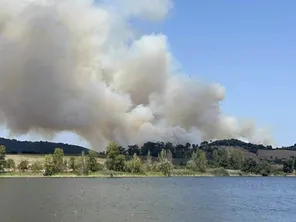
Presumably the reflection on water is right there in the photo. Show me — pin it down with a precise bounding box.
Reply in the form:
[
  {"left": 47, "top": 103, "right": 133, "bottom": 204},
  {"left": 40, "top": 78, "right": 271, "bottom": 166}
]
[{"left": 0, "top": 177, "right": 296, "bottom": 222}]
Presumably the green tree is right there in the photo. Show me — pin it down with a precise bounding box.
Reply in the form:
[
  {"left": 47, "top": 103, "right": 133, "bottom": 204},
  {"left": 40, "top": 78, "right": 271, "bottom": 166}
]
[
  {"left": 258, "top": 161, "right": 272, "bottom": 176},
  {"left": 283, "top": 158, "right": 294, "bottom": 174},
  {"left": 52, "top": 148, "right": 64, "bottom": 173},
  {"left": 242, "top": 158, "right": 258, "bottom": 174},
  {"left": 0, "top": 145, "right": 6, "bottom": 172},
  {"left": 69, "top": 157, "right": 76, "bottom": 172},
  {"left": 105, "top": 141, "right": 126, "bottom": 171},
  {"left": 229, "top": 149, "right": 244, "bottom": 170},
  {"left": 125, "top": 153, "right": 143, "bottom": 173},
  {"left": 87, "top": 150, "right": 100, "bottom": 172},
  {"left": 155, "top": 149, "right": 174, "bottom": 176},
  {"left": 44, "top": 155, "right": 55, "bottom": 176},
  {"left": 74, "top": 153, "right": 90, "bottom": 176},
  {"left": 187, "top": 149, "right": 208, "bottom": 172},
  {"left": 211, "top": 149, "right": 220, "bottom": 167},
  {"left": 18, "top": 160, "right": 29, "bottom": 172},
  {"left": 5, "top": 159, "right": 15, "bottom": 171},
  {"left": 31, "top": 161, "right": 44, "bottom": 173},
  {"left": 218, "top": 149, "right": 229, "bottom": 168},
  {"left": 63, "top": 159, "right": 68, "bottom": 171}
]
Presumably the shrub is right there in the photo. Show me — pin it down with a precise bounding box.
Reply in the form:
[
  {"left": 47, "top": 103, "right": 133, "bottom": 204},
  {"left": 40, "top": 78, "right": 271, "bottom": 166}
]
[
  {"left": 5, "top": 159, "right": 16, "bottom": 170},
  {"left": 154, "top": 149, "right": 174, "bottom": 176},
  {"left": 87, "top": 150, "right": 102, "bottom": 172},
  {"left": 187, "top": 149, "right": 208, "bottom": 172},
  {"left": 125, "top": 154, "right": 143, "bottom": 173},
  {"left": 18, "top": 160, "right": 29, "bottom": 172},
  {"left": 31, "top": 161, "right": 44, "bottom": 173}
]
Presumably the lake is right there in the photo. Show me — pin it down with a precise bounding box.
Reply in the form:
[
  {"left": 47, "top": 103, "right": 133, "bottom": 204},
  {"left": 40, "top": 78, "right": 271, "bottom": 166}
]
[{"left": 0, "top": 177, "right": 295, "bottom": 222}]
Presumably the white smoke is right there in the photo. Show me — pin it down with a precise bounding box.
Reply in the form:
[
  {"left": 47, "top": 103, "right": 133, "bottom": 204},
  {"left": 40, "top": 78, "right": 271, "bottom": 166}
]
[{"left": 0, "top": 0, "right": 274, "bottom": 150}]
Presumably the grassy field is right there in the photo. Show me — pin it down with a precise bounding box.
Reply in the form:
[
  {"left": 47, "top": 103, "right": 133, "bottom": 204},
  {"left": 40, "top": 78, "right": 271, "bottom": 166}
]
[
  {"left": 6, "top": 154, "right": 106, "bottom": 165},
  {"left": 1, "top": 154, "right": 291, "bottom": 178}
]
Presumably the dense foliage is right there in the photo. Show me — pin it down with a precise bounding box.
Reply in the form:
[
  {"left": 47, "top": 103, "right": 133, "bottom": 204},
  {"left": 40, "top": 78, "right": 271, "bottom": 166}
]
[{"left": 0, "top": 139, "right": 296, "bottom": 177}]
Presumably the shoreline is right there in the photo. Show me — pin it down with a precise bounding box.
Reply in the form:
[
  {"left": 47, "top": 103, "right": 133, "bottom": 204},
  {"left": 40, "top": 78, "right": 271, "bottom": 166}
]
[{"left": 0, "top": 172, "right": 293, "bottom": 178}]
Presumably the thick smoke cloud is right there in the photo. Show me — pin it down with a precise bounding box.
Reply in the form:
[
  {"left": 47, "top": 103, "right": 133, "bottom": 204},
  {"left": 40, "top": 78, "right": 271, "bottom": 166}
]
[{"left": 0, "top": 0, "right": 274, "bottom": 150}]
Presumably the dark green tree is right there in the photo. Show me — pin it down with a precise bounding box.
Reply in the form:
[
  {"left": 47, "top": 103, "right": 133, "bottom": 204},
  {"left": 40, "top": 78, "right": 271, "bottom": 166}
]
[
  {"left": 218, "top": 149, "right": 229, "bottom": 168},
  {"left": 0, "top": 145, "right": 6, "bottom": 172},
  {"left": 242, "top": 158, "right": 258, "bottom": 173},
  {"left": 105, "top": 141, "right": 126, "bottom": 171},
  {"left": 283, "top": 158, "right": 294, "bottom": 173},
  {"left": 258, "top": 161, "right": 272, "bottom": 176},
  {"left": 211, "top": 149, "right": 220, "bottom": 167}
]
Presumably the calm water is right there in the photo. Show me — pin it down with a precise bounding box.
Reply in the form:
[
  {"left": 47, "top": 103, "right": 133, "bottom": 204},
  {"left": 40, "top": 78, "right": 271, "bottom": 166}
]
[{"left": 0, "top": 177, "right": 295, "bottom": 222}]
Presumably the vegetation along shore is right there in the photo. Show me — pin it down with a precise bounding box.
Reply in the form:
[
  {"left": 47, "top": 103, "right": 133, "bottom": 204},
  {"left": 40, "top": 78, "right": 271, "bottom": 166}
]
[{"left": 1, "top": 138, "right": 296, "bottom": 178}]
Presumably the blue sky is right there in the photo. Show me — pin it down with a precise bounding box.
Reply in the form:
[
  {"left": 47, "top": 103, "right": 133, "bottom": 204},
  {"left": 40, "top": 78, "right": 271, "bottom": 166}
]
[
  {"left": 161, "top": 0, "right": 296, "bottom": 146},
  {"left": 0, "top": 0, "right": 295, "bottom": 147}
]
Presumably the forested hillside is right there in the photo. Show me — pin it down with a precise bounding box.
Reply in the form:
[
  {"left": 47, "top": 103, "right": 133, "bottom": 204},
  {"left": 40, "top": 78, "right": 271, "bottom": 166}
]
[
  {"left": 1, "top": 137, "right": 295, "bottom": 156},
  {"left": 0, "top": 137, "right": 89, "bottom": 155}
]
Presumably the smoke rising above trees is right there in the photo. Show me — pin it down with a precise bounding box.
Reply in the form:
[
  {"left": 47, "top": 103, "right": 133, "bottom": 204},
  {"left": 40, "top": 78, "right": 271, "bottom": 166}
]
[{"left": 0, "top": 0, "right": 274, "bottom": 151}]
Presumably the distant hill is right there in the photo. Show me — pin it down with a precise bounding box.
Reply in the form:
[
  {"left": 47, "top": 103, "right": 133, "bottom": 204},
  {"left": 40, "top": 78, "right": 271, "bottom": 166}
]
[
  {"left": 0, "top": 137, "right": 90, "bottom": 155},
  {"left": 1, "top": 136, "right": 296, "bottom": 157},
  {"left": 208, "top": 138, "right": 296, "bottom": 151}
]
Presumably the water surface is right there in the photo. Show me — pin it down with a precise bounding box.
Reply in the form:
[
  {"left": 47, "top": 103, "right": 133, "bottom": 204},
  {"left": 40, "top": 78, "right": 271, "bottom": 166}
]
[{"left": 0, "top": 177, "right": 295, "bottom": 222}]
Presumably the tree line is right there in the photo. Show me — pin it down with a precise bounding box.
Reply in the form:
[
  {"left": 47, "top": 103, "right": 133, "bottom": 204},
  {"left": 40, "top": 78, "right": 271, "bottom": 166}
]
[
  {"left": 1, "top": 142, "right": 296, "bottom": 176},
  {"left": 2, "top": 137, "right": 296, "bottom": 156}
]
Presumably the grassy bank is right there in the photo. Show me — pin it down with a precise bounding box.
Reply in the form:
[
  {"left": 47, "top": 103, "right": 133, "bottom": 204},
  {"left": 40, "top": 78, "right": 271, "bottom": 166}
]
[{"left": 0, "top": 168, "right": 291, "bottom": 178}]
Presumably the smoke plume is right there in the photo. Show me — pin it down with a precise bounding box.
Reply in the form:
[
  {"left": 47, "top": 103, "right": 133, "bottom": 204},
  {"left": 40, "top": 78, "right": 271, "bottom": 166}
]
[{"left": 0, "top": 0, "right": 274, "bottom": 150}]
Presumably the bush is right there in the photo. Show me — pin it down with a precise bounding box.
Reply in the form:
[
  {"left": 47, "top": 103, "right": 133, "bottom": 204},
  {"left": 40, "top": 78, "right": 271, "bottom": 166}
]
[
  {"left": 187, "top": 149, "right": 208, "bottom": 172},
  {"left": 31, "top": 161, "right": 44, "bottom": 173},
  {"left": 105, "top": 154, "right": 125, "bottom": 171},
  {"left": 283, "top": 158, "right": 294, "bottom": 174},
  {"left": 5, "top": 159, "right": 15, "bottom": 170},
  {"left": 154, "top": 149, "right": 174, "bottom": 176},
  {"left": 125, "top": 154, "right": 143, "bottom": 173},
  {"left": 258, "top": 161, "right": 272, "bottom": 176},
  {"left": 18, "top": 160, "right": 29, "bottom": 172},
  {"left": 242, "top": 158, "right": 258, "bottom": 174},
  {"left": 87, "top": 150, "right": 103, "bottom": 172}
]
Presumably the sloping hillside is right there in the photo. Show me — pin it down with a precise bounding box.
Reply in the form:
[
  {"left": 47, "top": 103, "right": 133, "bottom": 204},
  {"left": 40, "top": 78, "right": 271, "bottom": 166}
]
[{"left": 0, "top": 137, "right": 90, "bottom": 155}]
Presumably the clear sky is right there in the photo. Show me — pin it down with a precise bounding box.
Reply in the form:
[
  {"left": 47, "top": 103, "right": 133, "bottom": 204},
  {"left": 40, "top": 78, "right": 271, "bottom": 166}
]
[
  {"left": 0, "top": 0, "right": 295, "bottom": 147},
  {"left": 160, "top": 0, "right": 296, "bottom": 147}
]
